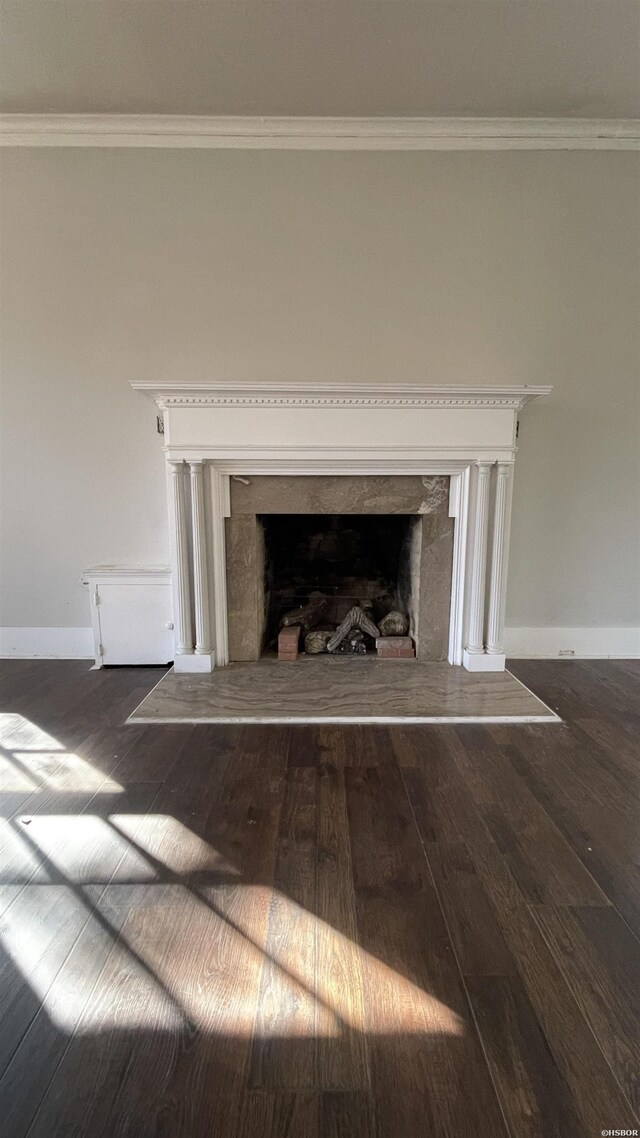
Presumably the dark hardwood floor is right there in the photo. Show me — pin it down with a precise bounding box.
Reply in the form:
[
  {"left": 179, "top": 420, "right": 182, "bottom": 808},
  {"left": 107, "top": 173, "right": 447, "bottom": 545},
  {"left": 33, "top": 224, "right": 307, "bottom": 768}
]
[{"left": 0, "top": 658, "right": 638, "bottom": 1137}]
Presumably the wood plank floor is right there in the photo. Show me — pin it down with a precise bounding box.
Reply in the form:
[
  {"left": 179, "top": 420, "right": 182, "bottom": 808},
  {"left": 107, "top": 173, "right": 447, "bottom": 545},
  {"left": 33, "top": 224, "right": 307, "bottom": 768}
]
[{"left": 0, "top": 658, "right": 638, "bottom": 1137}]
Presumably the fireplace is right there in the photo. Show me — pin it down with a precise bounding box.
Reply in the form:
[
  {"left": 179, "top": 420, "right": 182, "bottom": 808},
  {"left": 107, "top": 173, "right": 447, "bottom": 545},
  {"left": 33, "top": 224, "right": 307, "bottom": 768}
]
[{"left": 132, "top": 381, "right": 551, "bottom": 673}]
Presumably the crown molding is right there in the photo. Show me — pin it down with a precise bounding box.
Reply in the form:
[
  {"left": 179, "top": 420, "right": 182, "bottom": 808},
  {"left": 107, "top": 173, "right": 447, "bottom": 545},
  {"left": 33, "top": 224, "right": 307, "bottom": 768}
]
[
  {"left": 131, "top": 382, "right": 552, "bottom": 411},
  {"left": 1, "top": 114, "right": 638, "bottom": 151}
]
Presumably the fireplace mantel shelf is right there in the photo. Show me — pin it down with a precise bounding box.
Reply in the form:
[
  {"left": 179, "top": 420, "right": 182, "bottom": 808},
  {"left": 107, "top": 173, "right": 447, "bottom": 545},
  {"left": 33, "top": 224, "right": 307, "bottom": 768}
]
[
  {"left": 132, "top": 381, "right": 551, "bottom": 674},
  {"left": 132, "top": 381, "right": 551, "bottom": 411}
]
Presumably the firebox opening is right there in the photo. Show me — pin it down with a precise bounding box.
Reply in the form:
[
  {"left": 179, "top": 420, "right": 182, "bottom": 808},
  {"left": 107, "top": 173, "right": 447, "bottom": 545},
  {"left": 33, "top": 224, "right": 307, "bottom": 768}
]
[{"left": 259, "top": 514, "right": 422, "bottom": 657}]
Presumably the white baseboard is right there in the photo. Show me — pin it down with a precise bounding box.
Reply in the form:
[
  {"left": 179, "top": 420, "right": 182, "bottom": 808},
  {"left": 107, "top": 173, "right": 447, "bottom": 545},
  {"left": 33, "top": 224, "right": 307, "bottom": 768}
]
[
  {"left": 505, "top": 626, "right": 640, "bottom": 659},
  {"left": 2, "top": 624, "right": 638, "bottom": 662},
  {"left": 0, "top": 627, "right": 94, "bottom": 659}
]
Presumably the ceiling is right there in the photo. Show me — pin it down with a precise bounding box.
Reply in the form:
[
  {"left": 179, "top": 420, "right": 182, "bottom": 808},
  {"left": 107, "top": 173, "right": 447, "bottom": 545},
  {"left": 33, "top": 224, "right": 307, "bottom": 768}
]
[{"left": 1, "top": 0, "right": 639, "bottom": 119}]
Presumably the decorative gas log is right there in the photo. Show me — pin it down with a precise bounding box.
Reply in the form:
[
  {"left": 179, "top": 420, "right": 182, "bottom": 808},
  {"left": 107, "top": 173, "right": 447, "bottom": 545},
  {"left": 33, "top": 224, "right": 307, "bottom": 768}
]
[
  {"left": 327, "top": 606, "right": 380, "bottom": 653},
  {"left": 276, "top": 597, "right": 412, "bottom": 659},
  {"left": 333, "top": 630, "right": 367, "bottom": 655},
  {"left": 304, "top": 630, "right": 333, "bottom": 654},
  {"left": 378, "top": 610, "right": 410, "bottom": 636},
  {"left": 280, "top": 592, "right": 327, "bottom": 632}
]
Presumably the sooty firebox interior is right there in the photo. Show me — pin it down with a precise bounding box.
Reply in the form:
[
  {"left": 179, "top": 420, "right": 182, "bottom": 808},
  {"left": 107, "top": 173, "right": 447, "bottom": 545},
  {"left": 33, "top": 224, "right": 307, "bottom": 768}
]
[{"left": 261, "top": 513, "right": 419, "bottom": 652}]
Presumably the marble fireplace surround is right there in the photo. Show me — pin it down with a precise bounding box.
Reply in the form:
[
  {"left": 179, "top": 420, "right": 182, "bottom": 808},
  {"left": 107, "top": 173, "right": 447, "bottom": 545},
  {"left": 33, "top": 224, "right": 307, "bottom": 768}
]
[
  {"left": 225, "top": 475, "right": 454, "bottom": 662},
  {"left": 132, "top": 382, "right": 551, "bottom": 673}
]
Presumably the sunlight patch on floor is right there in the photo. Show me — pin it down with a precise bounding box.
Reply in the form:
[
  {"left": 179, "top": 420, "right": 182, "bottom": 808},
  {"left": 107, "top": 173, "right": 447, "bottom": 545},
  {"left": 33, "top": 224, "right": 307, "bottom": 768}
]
[
  {"left": 0, "top": 819, "right": 52, "bottom": 882},
  {"left": 14, "top": 815, "right": 157, "bottom": 884},
  {"left": 1, "top": 806, "right": 464, "bottom": 1040},
  {"left": 110, "top": 815, "right": 241, "bottom": 877},
  {"left": 0, "top": 884, "right": 185, "bottom": 1032},
  {"left": 0, "top": 715, "right": 124, "bottom": 794},
  {"left": 12, "top": 752, "right": 123, "bottom": 793},
  {"left": 0, "top": 715, "right": 66, "bottom": 752},
  {"left": 0, "top": 753, "right": 37, "bottom": 793}
]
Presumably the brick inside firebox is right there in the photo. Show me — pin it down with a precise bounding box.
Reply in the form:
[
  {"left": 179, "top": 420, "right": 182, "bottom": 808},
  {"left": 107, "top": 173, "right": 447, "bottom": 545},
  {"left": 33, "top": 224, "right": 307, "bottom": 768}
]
[
  {"left": 376, "top": 636, "right": 415, "bottom": 659},
  {"left": 278, "top": 624, "right": 302, "bottom": 661}
]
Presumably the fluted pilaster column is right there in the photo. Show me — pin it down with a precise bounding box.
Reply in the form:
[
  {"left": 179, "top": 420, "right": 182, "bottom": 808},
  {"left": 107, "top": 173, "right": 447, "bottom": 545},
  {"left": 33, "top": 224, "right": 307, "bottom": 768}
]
[
  {"left": 167, "top": 460, "right": 193, "bottom": 657},
  {"left": 486, "top": 461, "right": 513, "bottom": 657},
  {"left": 464, "top": 461, "right": 493, "bottom": 659},
  {"left": 210, "top": 469, "right": 230, "bottom": 667},
  {"left": 189, "top": 461, "right": 212, "bottom": 655}
]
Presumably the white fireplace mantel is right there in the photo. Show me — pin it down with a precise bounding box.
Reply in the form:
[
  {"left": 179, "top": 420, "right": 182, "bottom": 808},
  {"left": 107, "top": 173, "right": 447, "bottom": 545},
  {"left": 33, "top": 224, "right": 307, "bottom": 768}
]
[{"left": 132, "top": 381, "right": 551, "bottom": 673}]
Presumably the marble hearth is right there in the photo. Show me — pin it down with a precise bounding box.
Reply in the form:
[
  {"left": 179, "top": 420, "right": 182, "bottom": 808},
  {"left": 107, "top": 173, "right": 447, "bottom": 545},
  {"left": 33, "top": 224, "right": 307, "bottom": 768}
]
[
  {"left": 132, "top": 381, "right": 551, "bottom": 675},
  {"left": 128, "top": 659, "right": 559, "bottom": 724}
]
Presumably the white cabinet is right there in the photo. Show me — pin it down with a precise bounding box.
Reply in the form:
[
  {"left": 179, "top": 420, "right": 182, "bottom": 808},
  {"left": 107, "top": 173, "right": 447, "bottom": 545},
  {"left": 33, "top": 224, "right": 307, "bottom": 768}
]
[{"left": 81, "top": 567, "right": 174, "bottom": 667}]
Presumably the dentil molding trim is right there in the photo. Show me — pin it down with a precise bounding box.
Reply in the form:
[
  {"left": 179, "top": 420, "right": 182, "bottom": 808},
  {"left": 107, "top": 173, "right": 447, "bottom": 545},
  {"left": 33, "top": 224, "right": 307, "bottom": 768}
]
[
  {"left": 131, "top": 382, "right": 552, "bottom": 411},
  {"left": 1, "top": 115, "right": 639, "bottom": 151}
]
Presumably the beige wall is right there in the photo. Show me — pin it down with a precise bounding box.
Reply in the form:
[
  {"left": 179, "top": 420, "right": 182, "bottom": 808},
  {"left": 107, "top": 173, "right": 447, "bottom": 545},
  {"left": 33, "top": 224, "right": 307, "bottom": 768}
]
[{"left": 1, "top": 149, "right": 638, "bottom": 635}]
